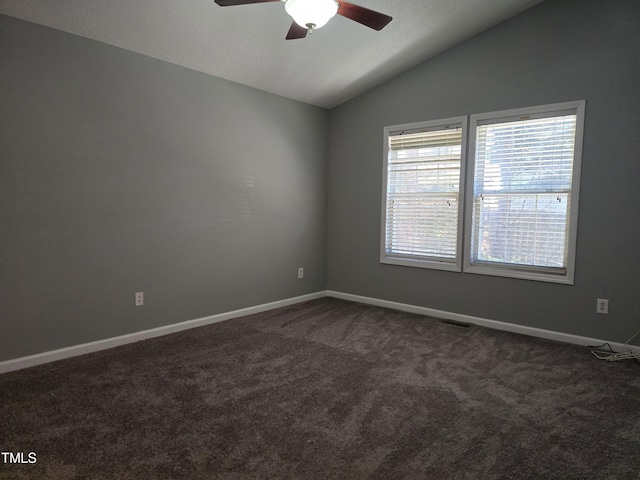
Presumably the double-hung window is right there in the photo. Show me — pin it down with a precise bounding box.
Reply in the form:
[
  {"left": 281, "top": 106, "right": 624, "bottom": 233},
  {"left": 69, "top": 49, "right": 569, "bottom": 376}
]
[
  {"left": 381, "top": 101, "right": 585, "bottom": 284},
  {"left": 381, "top": 117, "right": 467, "bottom": 271},
  {"left": 464, "top": 101, "right": 585, "bottom": 283}
]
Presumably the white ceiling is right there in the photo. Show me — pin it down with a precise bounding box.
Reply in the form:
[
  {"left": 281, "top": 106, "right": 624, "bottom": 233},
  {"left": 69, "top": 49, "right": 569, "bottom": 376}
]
[{"left": 0, "top": 0, "right": 543, "bottom": 109}]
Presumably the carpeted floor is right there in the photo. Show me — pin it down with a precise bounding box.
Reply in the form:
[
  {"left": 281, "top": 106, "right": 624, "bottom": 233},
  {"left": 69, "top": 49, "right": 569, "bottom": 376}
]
[{"left": 1, "top": 298, "right": 639, "bottom": 479}]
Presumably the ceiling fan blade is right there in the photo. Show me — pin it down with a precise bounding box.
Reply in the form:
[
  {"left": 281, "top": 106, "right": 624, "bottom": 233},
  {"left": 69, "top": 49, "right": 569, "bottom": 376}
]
[
  {"left": 214, "top": 0, "right": 280, "bottom": 6},
  {"left": 337, "top": 1, "right": 392, "bottom": 31},
  {"left": 286, "top": 21, "right": 308, "bottom": 40}
]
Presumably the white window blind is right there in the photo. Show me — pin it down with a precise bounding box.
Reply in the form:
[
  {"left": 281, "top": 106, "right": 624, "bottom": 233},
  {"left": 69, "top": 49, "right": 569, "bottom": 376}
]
[
  {"left": 382, "top": 101, "right": 583, "bottom": 282},
  {"left": 468, "top": 107, "right": 582, "bottom": 280},
  {"left": 382, "top": 119, "right": 465, "bottom": 269}
]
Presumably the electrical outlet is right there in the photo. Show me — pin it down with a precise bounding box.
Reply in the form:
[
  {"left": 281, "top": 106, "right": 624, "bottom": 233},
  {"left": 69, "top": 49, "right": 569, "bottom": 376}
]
[
  {"left": 135, "top": 292, "right": 144, "bottom": 307},
  {"left": 298, "top": 267, "right": 304, "bottom": 279},
  {"left": 596, "top": 298, "right": 608, "bottom": 314}
]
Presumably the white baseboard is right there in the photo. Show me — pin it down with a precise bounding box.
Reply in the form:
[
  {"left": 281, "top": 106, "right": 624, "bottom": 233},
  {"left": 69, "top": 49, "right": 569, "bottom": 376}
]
[
  {"left": 327, "top": 290, "right": 636, "bottom": 353},
  {"left": 0, "top": 291, "right": 327, "bottom": 374},
  {"left": 2, "top": 289, "right": 635, "bottom": 374}
]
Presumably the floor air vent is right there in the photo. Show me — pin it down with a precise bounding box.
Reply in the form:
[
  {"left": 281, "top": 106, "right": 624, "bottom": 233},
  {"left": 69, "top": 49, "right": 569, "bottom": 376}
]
[{"left": 440, "top": 319, "right": 471, "bottom": 328}]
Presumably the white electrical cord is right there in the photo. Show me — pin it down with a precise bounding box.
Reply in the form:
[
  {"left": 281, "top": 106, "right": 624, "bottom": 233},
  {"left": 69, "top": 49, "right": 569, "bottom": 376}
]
[
  {"left": 591, "top": 326, "right": 640, "bottom": 363},
  {"left": 592, "top": 350, "right": 640, "bottom": 362}
]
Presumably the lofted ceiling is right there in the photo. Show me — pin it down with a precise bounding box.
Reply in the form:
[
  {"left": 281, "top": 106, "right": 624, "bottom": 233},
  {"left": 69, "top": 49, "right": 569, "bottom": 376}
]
[{"left": 0, "top": 0, "right": 543, "bottom": 109}]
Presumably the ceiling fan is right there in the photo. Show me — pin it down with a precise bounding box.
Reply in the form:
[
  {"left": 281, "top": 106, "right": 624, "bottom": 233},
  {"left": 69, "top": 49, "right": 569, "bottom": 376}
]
[{"left": 214, "top": 0, "right": 392, "bottom": 40}]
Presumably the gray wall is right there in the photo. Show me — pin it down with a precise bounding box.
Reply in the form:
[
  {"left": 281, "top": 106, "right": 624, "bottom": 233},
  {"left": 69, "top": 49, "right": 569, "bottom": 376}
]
[
  {"left": 327, "top": 0, "right": 640, "bottom": 343},
  {"left": 2, "top": 0, "right": 639, "bottom": 363},
  {"left": 0, "top": 15, "right": 329, "bottom": 361}
]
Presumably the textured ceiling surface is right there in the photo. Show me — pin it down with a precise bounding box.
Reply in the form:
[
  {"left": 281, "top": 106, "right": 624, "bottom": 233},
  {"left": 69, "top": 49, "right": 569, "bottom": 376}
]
[{"left": 0, "top": 0, "right": 543, "bottom": 108}]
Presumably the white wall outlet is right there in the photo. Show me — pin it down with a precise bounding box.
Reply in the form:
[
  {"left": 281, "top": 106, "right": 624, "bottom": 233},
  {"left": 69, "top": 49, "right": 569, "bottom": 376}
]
[
  {"left": 298, "top": 267, "right": 304, "bottom": 279},
  {"left": 135, "top": 292, "right": 144, "bottom": 307},
  {"left": 596, "top": 298, "right": 608, "bottom": 314}
]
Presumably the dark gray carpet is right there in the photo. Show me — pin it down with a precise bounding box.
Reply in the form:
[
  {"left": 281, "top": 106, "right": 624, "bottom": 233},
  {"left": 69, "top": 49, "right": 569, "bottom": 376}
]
[{"left": 1, "top": 298, "right": 639, "bottom": 479}]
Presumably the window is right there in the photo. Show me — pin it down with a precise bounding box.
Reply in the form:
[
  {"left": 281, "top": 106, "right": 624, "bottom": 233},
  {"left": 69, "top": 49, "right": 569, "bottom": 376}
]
[
  {"left": 464, "top": 101, "right": 585, "bottom": 283},
  {"left": 381, "top": 117, "right": 467, "bottom": 271},
  {"left": 381, "top": 101, "right": 585, "bottom": 284}
]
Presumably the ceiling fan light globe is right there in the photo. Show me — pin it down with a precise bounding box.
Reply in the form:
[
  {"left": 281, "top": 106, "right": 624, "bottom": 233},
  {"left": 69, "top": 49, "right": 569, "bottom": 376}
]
[{"left": 285, "top": 0, "right": 338, "bottom": 30}]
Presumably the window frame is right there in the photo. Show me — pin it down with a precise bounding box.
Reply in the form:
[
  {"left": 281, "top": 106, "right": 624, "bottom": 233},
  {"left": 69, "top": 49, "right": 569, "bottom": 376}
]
[
  {"left": 380, "top": 101, "right": 585, "bottom": 284},
  {"left": 462, "top": 100, "right": 586, "bottom": 284},
  {"left": 380, "top": 116, "right": 468, "bottom": 272}
]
